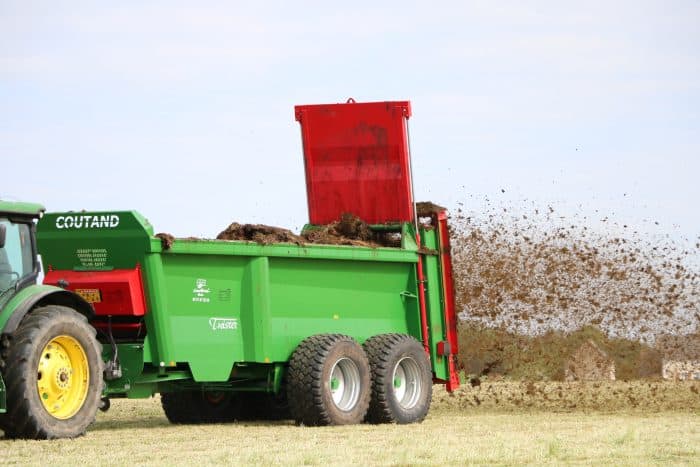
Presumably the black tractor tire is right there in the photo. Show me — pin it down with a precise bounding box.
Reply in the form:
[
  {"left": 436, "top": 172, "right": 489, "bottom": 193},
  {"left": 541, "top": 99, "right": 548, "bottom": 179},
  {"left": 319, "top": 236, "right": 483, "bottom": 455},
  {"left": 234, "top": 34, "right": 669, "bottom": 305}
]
[
  {"left": 0, "top": 335, "right": 11, "bottom": 433},
  {"left": 0, "top": 305, "right": 104, "bottom": 439},
  {"left": 364, "top": 334, "right": 433, "bottom": 424},
  {"left": 161, "top": 391, "right": 241, "bottom": 424},
  {"left": 287, "top": 334, "right": 371, "bottom": 426}
]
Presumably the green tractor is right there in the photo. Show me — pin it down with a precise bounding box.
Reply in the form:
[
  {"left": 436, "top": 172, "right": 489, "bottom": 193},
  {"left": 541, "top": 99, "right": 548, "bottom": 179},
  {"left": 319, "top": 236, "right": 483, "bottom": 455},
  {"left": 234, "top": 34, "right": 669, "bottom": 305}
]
[{"left": 0, "top": 200, "right": 102, "bottom": 439}]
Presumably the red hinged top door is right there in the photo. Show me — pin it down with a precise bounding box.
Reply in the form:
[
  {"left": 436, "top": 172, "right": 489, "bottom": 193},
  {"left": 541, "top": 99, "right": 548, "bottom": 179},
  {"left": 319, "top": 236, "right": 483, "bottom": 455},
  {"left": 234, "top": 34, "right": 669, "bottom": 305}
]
[{"left": 295, "top": 99, "right": 414, "bottom": 225}]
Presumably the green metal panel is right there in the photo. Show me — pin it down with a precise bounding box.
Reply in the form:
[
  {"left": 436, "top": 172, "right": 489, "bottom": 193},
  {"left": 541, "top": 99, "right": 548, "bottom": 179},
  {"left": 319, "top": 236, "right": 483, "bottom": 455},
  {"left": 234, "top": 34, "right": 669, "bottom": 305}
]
[
  {"left": 0, "top": 284, "right": 62, "bottom": 333},
  {"left": 165, "top": 237, "right": 418, "bottom": 263},
  {"left": 265, "top": 257, "right": 420, "bottom": 357},
  {"left": 242, "top": 257, "right": 271, "bottom": 362},
  {"left": 101, "top": 343, "right": 152, "bottom": 398},
  {"left": 144, "top": 241, "right": 420, "bottom": 382},
  {"left": 0, "top": 200, "right": 44, "bottom": 218},
  {"left": 420, "top": 227, "right": 450, "bottom": 381},
  {"left": 37, "top": 211, "right": 154, "bottom": 271},
  {"left": 141, "top": 252, "right": 174, "bottom": 371}
]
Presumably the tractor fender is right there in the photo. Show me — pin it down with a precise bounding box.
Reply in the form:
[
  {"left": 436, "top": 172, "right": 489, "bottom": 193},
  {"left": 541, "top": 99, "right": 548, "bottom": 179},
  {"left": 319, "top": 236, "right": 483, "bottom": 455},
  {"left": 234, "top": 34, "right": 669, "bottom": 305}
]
[{"left": 0, "top": 284, "right": 94, "bottom": 335}]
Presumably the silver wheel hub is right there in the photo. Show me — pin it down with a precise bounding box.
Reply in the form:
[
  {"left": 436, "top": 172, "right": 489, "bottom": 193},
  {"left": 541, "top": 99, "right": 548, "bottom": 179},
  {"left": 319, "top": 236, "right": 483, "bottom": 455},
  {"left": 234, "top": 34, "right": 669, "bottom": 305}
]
[
  {"left": 392, "top": 357, "right": 422, "bottom": 409},
  {"left": 329, "top": 357, "right": 361, "bottom": 411}
]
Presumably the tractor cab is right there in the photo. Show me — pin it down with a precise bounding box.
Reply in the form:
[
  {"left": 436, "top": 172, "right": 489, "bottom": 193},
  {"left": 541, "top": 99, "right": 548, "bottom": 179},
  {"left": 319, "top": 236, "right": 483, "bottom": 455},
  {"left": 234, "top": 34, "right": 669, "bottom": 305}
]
[{"left": 0, "top": 201, "right": 44, "bottom": 303}]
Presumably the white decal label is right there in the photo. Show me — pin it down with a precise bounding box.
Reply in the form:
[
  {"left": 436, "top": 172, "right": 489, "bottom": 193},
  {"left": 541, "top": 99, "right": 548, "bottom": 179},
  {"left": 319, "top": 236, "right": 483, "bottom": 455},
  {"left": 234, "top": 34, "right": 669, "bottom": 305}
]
[
  {"left": 56, "top": 214, "right": 120, "bottom": 229},
  {"left": 209, "top": 317, "right": 239, "bottom": 331},
  {"left": 192, "top": 278, "right": 211, "bottom": 303},
  {"left": 76, "top": 248, "right": 108, "bottom": 268}
]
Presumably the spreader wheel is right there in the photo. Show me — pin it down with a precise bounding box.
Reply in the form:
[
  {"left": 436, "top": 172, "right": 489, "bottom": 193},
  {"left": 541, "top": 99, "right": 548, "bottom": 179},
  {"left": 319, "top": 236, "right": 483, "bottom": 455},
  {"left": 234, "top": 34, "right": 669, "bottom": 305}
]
[
  {"left": 364, "top": 334, "right": 432, "bottom": 424},
  {"left": 161, "top": 390, "right": 241, "bottom": 424},
  {"left": 287, "top": 334, "right": 370, "bottom": 426},
  {"left": 0, "top": 305, "right": 103, "bottom": 439}
]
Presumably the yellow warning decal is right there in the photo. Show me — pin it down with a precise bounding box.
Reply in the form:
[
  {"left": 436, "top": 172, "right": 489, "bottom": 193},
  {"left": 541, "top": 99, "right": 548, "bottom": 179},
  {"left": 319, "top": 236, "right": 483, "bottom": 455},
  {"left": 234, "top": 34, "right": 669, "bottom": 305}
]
[{"left": 75, "top": 288, "right": 102, "bottom": 303}]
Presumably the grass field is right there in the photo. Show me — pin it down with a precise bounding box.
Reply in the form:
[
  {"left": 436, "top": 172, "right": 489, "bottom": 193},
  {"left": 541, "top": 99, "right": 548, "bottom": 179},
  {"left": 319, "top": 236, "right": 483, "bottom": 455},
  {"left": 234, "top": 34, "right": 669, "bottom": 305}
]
[{"left": 2, "top": 381, "right": 699, "bottom": 465}]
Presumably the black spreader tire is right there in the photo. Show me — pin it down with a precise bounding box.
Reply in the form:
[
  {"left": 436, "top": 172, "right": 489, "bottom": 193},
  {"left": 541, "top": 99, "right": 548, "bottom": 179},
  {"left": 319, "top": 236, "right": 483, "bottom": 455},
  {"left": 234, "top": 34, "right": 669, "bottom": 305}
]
[
  {"left": 161, "top": 391, "right": 241, "bottom": 424},
  {"left": 236, "top": 391, "right": 291, "bottom": 421},
  {"left": 287, "top": 334, "right": 370, "bottom": 426},
  {"left": 0, "top": 305, "right": 103, "bottom": 439},
  {"left": 364, "top": 334, "right": 433, "bottom": 424}
]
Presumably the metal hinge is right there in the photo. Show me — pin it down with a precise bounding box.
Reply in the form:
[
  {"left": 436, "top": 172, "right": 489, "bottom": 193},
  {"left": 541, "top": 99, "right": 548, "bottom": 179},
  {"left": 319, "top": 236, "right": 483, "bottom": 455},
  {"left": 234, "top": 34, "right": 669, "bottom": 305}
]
[{"left": 399, "top": 291, "right": 417, "bottom": 300}]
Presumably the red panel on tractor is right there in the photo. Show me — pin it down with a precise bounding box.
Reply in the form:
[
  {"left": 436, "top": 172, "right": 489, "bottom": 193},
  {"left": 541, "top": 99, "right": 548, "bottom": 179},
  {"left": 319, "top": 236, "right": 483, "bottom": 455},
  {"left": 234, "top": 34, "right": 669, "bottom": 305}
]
[{"left": 295, "top": 99, "right": 414, "bottom": 225}]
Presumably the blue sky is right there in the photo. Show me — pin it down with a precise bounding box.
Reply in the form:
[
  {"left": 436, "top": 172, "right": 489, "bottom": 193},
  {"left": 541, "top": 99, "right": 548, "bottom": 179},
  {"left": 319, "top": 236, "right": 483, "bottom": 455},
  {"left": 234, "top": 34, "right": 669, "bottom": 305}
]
[{"left": 2, "top": 1, "right": 698, "bottom": 241}]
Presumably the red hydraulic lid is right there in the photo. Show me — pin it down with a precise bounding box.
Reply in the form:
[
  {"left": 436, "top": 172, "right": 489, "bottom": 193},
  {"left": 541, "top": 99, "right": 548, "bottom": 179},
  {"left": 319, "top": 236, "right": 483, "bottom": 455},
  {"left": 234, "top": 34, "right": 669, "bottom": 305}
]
[{"left": 295, "top": 99, "right": 414, "bottom": 225}]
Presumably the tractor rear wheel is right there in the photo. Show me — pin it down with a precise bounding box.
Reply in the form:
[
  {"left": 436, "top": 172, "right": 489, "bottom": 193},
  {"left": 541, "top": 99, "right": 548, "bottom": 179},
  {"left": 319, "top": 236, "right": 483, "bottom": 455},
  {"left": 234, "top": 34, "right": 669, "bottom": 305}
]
[
  {"left": 364, "top": 334, "right": 432, "bottom": 424},
  {"left": 287, "top": 334, "right": 370, "bottom": 426},
  {"left": 161, "top": 391, "right": 241, "bottom": 424},
  {"left": 0, "top": 305, "right": 103, "bottom": 439}
]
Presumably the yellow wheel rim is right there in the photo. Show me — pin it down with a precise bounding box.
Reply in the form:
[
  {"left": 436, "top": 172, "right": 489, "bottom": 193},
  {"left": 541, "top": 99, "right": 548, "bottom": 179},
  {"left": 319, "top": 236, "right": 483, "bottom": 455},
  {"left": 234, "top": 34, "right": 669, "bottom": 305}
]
[{"left": 36, "top": 335, "right": 90, "bottom": 419}]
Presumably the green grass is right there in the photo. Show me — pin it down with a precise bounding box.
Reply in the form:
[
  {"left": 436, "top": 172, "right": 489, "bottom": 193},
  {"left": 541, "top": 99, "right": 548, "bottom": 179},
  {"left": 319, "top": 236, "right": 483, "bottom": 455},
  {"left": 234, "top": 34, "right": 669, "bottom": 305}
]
[{"left": 2, "top": 381, "right": 699, "bottom": 465}]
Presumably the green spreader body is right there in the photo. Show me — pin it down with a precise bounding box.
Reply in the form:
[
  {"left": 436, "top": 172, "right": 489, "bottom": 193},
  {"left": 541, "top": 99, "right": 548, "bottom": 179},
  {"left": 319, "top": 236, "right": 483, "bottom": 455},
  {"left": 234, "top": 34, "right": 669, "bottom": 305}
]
[
  {"left": 36, "top": 211, "right": 459, "bottom": 398},
  {"left": 35, "top": 101, "right": 461, "bottom": 401}
]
